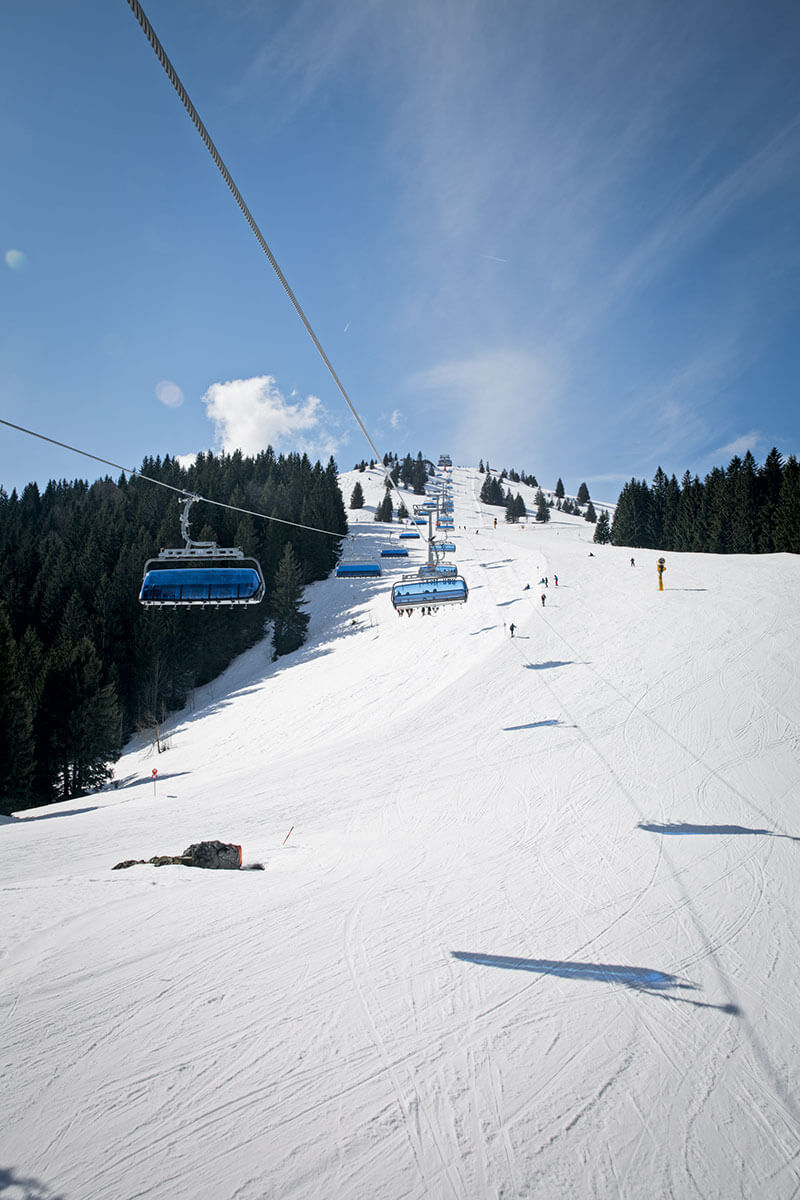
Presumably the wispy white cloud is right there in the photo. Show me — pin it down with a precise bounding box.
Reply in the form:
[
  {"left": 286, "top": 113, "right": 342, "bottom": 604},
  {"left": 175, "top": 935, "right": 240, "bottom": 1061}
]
[
  {"left": 409, "top": 347, "right": 559, "bottom": 465},
  {"left": 603, "top": 115, "right": 800, "bottom": 316},
  {"left": 712, "top": 432, "right": 764, "bottom": 461},
  {"left": 229, "top": 0, "right": 380, "bottom": 121},
  {"left": 202, "top": 375, "right": 342, "bottom": 460},
  {"left": 389, "top": 409, "right": 403, "bottom": 429}
]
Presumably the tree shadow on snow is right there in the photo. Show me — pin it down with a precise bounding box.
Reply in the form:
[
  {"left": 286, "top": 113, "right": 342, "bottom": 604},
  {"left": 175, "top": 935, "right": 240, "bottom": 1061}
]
[
  {"left": 0, "top": 1165, "right": 67, "bottom": 1199},
  {"left": 451, "top": 952, "right": 740, "bottom": 1013},
  {"left": 13, "top": 806, "right": 99, "bottom": 822},
  {"left": 639, "top": 821, "right": 800, "bottom": 842},
  {"left": 110, "top": 770, "right": 191, "bottom": 791},
  {"left": 524, "top": 660, "right": 579, "bottom": 670}
]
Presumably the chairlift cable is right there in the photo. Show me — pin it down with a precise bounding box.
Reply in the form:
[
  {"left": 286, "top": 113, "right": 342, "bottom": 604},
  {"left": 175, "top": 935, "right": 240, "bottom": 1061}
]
[
  {"left": 125, "top": 0, "right": 383, "bottom": 471},
  {"left": 0, "top": 416, "right": 345, "bottom": 541}
]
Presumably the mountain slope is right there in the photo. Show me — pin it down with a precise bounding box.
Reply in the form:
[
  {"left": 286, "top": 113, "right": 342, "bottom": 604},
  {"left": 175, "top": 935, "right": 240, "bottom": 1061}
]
[{"left": 2, "top": 466, "right": 799, "bottom": 1200}]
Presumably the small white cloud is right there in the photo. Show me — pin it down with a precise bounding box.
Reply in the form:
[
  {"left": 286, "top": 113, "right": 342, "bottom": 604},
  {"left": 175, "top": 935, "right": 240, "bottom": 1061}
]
[
  {"left": 390, "top": 409, "right": 403, "bottom": 429},
  {"left": 5, "top": 249, "right": 27, "bottom": 271},
  {"left": 713, "top": 432, "right": 763, "bottom": 461},
  {"left": 202, "top": 374, "right": 342, "bottom": 459},
  {"left": 155, "top": 379, "right": 185, "bottom": 408}
]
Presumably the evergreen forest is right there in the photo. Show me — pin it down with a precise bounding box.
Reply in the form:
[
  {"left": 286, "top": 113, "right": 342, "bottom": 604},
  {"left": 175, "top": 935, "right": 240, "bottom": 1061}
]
[
  {"left": 0, "top": 449, "right": 347, "bottom": 812},
  {"left": 610, "top": 449, "right": 800, "bottom": 554}
]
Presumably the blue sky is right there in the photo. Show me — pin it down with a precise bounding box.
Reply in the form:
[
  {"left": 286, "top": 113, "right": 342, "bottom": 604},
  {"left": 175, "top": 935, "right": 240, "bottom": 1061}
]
[{"left": 2, "top": 0, "right": 799, "bottom": 502}]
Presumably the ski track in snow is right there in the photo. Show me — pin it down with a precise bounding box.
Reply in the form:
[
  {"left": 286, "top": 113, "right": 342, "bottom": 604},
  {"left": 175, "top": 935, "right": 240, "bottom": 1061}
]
[{"left": 2, "top": 465, "right": 800, "bottom": 1200}]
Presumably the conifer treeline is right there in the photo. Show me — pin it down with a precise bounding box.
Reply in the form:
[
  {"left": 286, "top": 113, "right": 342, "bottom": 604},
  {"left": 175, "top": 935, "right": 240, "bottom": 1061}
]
[
  {"left": 610, "top": 449, "right": 800, "bottom": 553},
  {"left": 0, "top": 449, "right": 347, "bottom": 811}
]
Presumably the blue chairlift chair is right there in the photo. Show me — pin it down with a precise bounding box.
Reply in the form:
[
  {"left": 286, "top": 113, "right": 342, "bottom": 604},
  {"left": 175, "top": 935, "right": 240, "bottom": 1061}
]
[
  {"left": 139, "top": 495, "right": 265, "bottom": 608},
  {"left": 391, "top": 573, "right": 468, "bottom": 611}
]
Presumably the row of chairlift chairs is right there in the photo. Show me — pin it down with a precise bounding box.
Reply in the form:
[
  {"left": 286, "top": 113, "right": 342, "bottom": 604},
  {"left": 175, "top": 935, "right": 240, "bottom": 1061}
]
[
  {"left": 138, "top": 460, "right": 465, "bottom": 614},
  {"left": 335, "top": 462, "right": 467, "bottom": 613}
]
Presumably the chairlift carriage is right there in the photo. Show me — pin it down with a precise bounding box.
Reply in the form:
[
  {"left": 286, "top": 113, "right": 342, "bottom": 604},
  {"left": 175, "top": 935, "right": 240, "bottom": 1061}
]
[
  {"left": 139, "top": 495, "right": 265, "bottom": 607},
  {"left": 391, "top": 573, "right": 468, "bottom": 611},
  {"left": 418, "top": 561, "right": 458, "bottom": 577},
  {"left": 336, "top": 535, "right": 382, "bottom": 578}
]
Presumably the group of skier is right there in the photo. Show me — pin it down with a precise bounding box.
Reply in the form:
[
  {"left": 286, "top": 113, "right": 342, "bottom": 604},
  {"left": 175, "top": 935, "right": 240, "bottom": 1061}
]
[{"left": 508, "top": 569, "right": 561, "bottom": 635}]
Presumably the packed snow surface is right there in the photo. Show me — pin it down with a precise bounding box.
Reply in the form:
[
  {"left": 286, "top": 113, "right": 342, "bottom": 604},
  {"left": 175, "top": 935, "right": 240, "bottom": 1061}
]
[{"left": 3, "top": 466, "right": 799, "bottom": 1199}]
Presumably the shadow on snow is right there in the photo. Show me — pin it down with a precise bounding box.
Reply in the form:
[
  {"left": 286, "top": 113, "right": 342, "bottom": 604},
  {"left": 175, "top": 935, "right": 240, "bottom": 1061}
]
[
  {"left": 503, "top": 719, "right": 566, "bottom": 731},
  {"left": 524, "top": 660, "right": 579, "bottom": 670},
  {"left": 9, "top": 806, "right": 100, "bottom": 823},
  {"left": 451, "top": 951, "right": 740, "bottom": 1013},
  {"left": 0, "top": 1165, "right": 67, "bottom": 1199},
  {"left": 639, "top": 821, "right": 800, "bottom": 842}
]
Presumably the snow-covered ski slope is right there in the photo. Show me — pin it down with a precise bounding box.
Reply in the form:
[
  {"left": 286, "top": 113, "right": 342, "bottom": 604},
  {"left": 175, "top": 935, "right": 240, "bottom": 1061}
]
[{"left": 3, "top": 465, "right": 799, "bottom": 1200}]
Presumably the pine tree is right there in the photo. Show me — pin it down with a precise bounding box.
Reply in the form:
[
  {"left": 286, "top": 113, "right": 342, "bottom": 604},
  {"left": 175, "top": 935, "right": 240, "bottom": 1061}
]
[
  {"left": 650, "top": 467, "right": 668, "bottom": 546},
  {"left": 757, "top": 447, "right": 784, "bottom": 552},
  {"left": 374, "top": 493, "right": 394, "bottom": 522},
  {"left": 0, "top": 606, "right": 35, "bottom": 811},
  {"left": 774, "top": 456, "right": 800, "bottom": 553},
  {"left": 577, "top": 481, "right": 590, "bottom": 506},
  {"left": 349, "top": 481, "right": 365, "bottom": 509},
  {"left": 534, "top": 489, "right": 550, "bottom": 523},
  {"left": 270, "top": 543, "right": 310, "bottom": 659},
  {"left": 584, "top": 500, "right": 597, "bottom": 523},
  {"left": 729, "top": 451, "right": 758, "bottom": 553},
  {"left": 555, "top": 478, "right": 565, "bottom": 499},
  {"left": 663, "top": 474, "right": 681, "bottom": 548},
  {"left": 400, "top": 455, "right": 414, "bottom": 487},
  {"left": 703, "top": 466, "right": 730, "bottom": 553},
  {"left": 38, "top": 634, "right": 121, "bottom": 799},
  {"left": 611, "top": 480, "right": 651, "bottom": 547},
  {"left": 411, "top": 454, "right": 427, "bottom": 495},
  {"left": 593, "top": 510, "right": 611, "bottom": 544}
]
